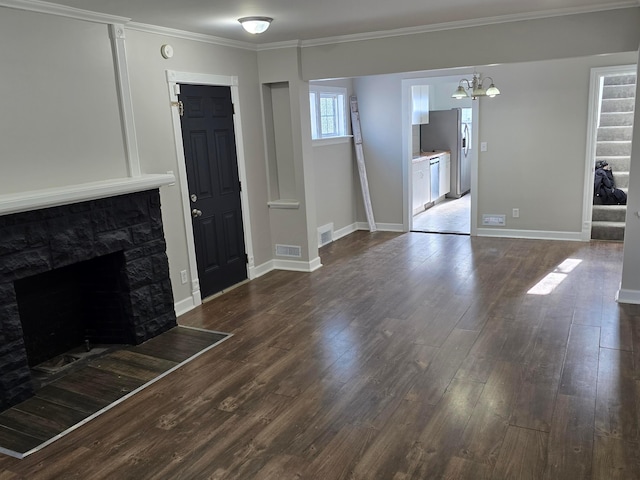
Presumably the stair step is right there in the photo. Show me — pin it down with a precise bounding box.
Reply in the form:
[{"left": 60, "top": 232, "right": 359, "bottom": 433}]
[
  {"left": 601, "top": 98, "right": 635, "bottom": 113},
  {"left": 603, "top": 74, "right": 637, "bottom": 86},
  {"left": 599, "top": 112, "right": 635, "bottom": 126},
  {"left": 602, "top": 84, "right": 637, "bottom": 100},
  {"left": 595, "top": 156, "right": 631, "bottom": 171},
  {"left": 597, "top": 126, "right": 634, "bottom": 141},
  {"left": 596, "top": 141, "right": 633, "bottom": 156},
  {"left": 592, "top": 205, "right": 627, "bottom": 222},
  {"left": 591, "top": 221, "right": 625, "bottom": 241},
  {"left": 614, "top": 171, "right": 630, "bottom": 188}
]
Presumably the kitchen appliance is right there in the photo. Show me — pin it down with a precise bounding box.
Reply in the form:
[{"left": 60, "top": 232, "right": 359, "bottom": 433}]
[
  {"left": 430, "top": 158, "right": 439, "bottom": 200},
  {"left": 420, "top": 108, "right": 470, "bottom": 198}
]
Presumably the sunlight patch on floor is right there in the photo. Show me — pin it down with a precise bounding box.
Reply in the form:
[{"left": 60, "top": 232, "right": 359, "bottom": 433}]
[{"left": 527, "top": 258, "right": 583, "bottom": 295}]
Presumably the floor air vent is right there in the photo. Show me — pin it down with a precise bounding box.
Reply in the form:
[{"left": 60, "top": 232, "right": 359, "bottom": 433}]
[
  {"left": 275, "top": 244, "right": 302, "bottom": 258},
  {"left": 318, "top": 223, "right": 334, "bottom": 247}
]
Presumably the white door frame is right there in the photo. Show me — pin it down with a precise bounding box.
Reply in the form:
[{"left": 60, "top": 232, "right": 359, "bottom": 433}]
[
  {"left": 582, "top": 64, "right": 637, "bottom": 241},
  {"left": 401, "top": 72, "right": 479, "bottom": 235},
  {"left": 166, "top": 70, "right": 255, "bottom": 309}
]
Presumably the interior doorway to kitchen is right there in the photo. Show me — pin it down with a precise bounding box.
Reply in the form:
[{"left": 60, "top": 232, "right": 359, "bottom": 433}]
[{"left": 406, "top": 77, "right": 477, "bottom": 235}]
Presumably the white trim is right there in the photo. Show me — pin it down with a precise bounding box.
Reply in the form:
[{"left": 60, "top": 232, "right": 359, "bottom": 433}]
[
  {"left": 250, "top": 260, "right": 275, "bottom": 279},
  {"left": 477, "top": 228, "right": 584, "bottom": 242},
  {"left": 174, "top": 296, "right": 197, "bottom": 317},
  {"left": 268, "top": 200, "right": 301, "bottom": 209},
  {"left": 334, "top": 223, "right": 358, "bottom": 241},
  {"left": 127, "top": 22, "right": 257, "bottom": 51},
  {"left": 0, "top": 0, "right": 130, "bottom": 24},
  {"left": 357, "top": 222, "right": 404, "bottom": 232},
  {"left": 616, "top": 287, "right": 640, "bottom": 304},
  {"left": 109, "top": 24, "right": 141, "bottom": 177},
  {"left": 312, "top": 136, "right": 353, "bottom": 147},
  {"left": 166, "top": 70, "right": 255, "bottom": 305},
  {"left": 582, "top": 64, "right": 638, "bottom": 241},
  {"left": 296, "top": 2, "right": 639, "bottom": 47},
  {"left": 273, "top": 257, "right": 323, "bottom": 272},
  {"left": 0, "top": 174, "right": 175, "bottom": 216}
]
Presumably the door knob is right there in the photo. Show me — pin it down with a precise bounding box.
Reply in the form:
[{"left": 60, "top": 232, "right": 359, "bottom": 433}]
[{"left": 191, "top": 209, "right": 202, "bottom": 218}]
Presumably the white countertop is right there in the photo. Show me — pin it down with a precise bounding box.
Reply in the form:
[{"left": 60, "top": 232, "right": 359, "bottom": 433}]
[{"left": 412, "top": 150, "right": 450, "bottom": 163}]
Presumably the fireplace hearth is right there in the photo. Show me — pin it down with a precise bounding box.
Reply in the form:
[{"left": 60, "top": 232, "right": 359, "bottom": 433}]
[{"left": 0, "top": 189, "right": 177, "bottom": 411}]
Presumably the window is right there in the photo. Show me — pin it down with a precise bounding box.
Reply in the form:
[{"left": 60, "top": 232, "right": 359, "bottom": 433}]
[{"left": 309, "top": 85, "right": 348, "bottom": 141}]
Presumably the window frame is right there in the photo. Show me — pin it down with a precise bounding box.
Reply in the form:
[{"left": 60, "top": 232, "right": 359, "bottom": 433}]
[{"left": 309, "top": 85, "right": 351, "bottom": 145}]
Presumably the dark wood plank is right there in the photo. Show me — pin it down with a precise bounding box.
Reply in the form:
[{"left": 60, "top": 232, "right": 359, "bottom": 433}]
[
  {"left": 492, "top": 426, "right": 548, "bottom": 479},
  {"left": 456, "top": 361, "right": 523, "bottom": 467},
  {"left": 558, "top": 324, "right": 600, "bottom": 398},
  {"left": 592, "top": 435, "right": 640, "bottom": 480},
  {"left": 0, "top": 233, "right": 635, "bottom": 479},
  {"left": 544, "top": 394, "right": 595, "bottom": 480},
  {"left": 0, "top": 425, "right": 42, "bottom": 455},
  {"left": 595, "top": 347, "right": 638, "bottom": 441},
  {"left": 89, "top": 349, "right": 178, "bottom": 382}
]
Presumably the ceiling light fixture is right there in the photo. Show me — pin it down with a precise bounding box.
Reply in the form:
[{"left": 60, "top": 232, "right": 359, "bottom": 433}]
[
  {"left": 238, "top": 16, "right": 273, "bottom": 34},
  {"left": 452, "top": 73, "right": 500, "bottom": 100}
]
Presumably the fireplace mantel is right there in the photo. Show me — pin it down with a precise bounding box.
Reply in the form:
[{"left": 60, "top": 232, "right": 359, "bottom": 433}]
[{"left": 0, "top": 174, "right": 175, "bottom": 216}]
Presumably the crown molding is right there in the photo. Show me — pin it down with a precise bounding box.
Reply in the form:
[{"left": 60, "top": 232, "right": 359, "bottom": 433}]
[
  {"left": 0, "top": 0, "right": 130, "bottom": 24},
  {"left": 127, "top": 22, "right": 259, "bottom": 51},
  {"left": 256, "top": 40, "right": 302, "bottom": 51},
  {"left": 296, "top": 1, "right": 640, "bottom": 47}
]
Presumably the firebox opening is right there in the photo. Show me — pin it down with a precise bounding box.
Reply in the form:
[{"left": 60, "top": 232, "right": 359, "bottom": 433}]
[{"left": 14, "top": 250, "right": 133, "bottom": 371}]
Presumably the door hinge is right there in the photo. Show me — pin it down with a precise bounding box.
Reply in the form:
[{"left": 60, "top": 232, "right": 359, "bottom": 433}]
[
  {"left": 245, "top": 253, "right": 249, "bottom": 264},
  {"left": 171, "top": 100, "right": 184, "bottom": 117},
  {"left": 239, "top": 180, "right": 242, "bottom": 191},
  {"left": 232, "top": 103, "right": 235, "bottom": 115}
]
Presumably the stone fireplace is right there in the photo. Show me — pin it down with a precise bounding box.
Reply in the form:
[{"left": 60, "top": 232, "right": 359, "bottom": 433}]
[{"left": 0, "top": 187, "right": 177, "bottom": 411}]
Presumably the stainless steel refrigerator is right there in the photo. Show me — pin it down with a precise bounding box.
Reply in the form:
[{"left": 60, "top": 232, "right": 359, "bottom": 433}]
[{"left": 420, "top": 108, "right": 471, "bottom": 198}]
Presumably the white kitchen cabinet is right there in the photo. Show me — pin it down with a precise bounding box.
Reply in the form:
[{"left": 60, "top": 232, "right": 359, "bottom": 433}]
[
  {"left": 412, "top": 158, "right": 430, "bottom": 214},
  {"left": 411, "top": 85, "right": 429, "bottom": 125},
  {"left": 439, "top": 152, "right": 451, "bottom": 197}
]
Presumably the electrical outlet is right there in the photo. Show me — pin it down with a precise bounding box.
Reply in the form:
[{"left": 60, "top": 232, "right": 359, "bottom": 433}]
[
  {"left": 180, "top": 270, "right": 188, "bottom": 284},
  {"left": 512, "top": 208, "right": 520, "bottom": 218}
]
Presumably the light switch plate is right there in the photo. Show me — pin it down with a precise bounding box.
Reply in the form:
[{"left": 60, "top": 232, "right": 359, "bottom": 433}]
[{"left": 481, "top": 142, "right": 488, "bottom": 152}]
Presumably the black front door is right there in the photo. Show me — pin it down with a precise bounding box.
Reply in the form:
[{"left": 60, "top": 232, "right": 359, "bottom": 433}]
[{"left": 179, "top": 84, "right": 247, "bottom": 298}]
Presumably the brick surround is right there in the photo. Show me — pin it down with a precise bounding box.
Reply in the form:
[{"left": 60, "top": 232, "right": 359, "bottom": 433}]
[{"left": 0, "top": 189, "right": 176, "bottom": 410}]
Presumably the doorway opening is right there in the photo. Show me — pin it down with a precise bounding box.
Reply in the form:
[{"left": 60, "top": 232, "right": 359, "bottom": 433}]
[
  {"left": 584, "top": 65, "right": 636, "bottom": 242},
  {"left": 404, "top": 76, "right": 478, "bottom": 235}
]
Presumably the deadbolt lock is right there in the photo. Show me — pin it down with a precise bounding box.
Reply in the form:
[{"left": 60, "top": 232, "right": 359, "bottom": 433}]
[{"left": 190, "top": 194, "right": 198, "bottom": 202}]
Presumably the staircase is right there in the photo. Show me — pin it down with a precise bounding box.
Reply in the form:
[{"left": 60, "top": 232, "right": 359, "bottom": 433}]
[{"left": 591, "top": 73, "right": 636, "bottom": 241}]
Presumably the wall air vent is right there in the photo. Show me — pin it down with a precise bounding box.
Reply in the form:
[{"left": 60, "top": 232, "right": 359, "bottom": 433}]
[
  {"left": 275, "top": 244, "right": 302, "bottom": 258},
  {"left": 317, "top": 223, "right": 334, "bottom": 247},
  {"left": 482, "top": 214, "right": 506, "bottom": 226}
]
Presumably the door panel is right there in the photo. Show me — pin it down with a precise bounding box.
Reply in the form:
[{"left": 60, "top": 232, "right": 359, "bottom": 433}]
[{"left": 179, "top": 84, "right": 247, "bottom": 298}]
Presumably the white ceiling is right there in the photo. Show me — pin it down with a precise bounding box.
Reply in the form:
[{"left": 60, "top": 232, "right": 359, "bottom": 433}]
[{"left": 28, "top": 0, "right": 639, "bottom": 45}]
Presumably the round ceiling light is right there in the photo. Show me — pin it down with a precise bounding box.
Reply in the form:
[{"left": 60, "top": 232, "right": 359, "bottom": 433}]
[{"left": 238, "top": 16, "right": 273, "bottom": 34}]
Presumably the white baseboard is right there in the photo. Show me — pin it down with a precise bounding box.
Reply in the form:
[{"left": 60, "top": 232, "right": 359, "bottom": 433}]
[
  {"left": 616, "top": 287, "right": 640, "bottom": 304},
  {"left": 273, "top": 257, "right": 323, "bottom": 272},
  {"left": 476, "top": 228, "right": 584, "bottom": 242},
  {"left": 334, "top": 223, "right": 358, "bottom": 241},
  {"left": 250, "top": 260, "right": 274, "bottom": 279},
  {"left": 174, "top": 294, "right": 199, "bottom": 317},
  {"left": 356, "top": 221, "right": 404, "bottom": 232}
]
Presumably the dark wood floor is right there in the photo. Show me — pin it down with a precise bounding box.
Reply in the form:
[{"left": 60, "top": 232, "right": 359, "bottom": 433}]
[
  {"left": 1, "top": 231, "right": 638, "bottom": 479},
  {"left": 0, "top": 327, "right": 229, "bottom": 458}
]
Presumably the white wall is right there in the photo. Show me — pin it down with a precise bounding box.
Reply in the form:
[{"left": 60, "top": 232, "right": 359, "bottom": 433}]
[
  {"left": 311, "top": 79, "right": 358, "bottom": 236},
  {"left": 124, "top": 29, "right": 270, "bottom": 303},
  {"left": 350, "top": 53, "right": 637, "bottom": 236},
  {"left": 0, "top": 8, "right": 127, "bottom": 193},
  {"left": 353, "top": 74, "right": 405, "bottom": 226},
  {"left": 0, "top": 6, "right": 272, "bottom": 308},
  {"left": 301, "top": 8, "right": 640, "bottom": 81}
]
